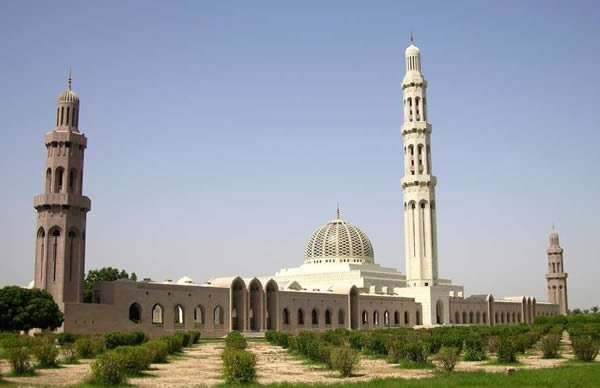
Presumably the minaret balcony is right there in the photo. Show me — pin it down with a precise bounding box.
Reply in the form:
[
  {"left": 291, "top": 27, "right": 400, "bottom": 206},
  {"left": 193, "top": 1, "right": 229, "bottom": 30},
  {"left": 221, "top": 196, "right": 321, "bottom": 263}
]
[
  {"left": 45, "top": 130, "right": 87, "bottom": 147},
  {"left": 401, "top": 175, "right": 437, "bottom": 188},
  {"left": 546, "top": 273, "right": 568, "bottom": 280},
  {"left": 34, "top": 193, "right": 91, "bottom": 211}
]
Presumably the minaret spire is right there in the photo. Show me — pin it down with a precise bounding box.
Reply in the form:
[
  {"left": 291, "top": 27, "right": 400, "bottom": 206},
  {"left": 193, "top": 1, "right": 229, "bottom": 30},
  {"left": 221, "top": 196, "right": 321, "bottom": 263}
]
[
  {"left": 401, "top": 40, "right": 437, "bottom": 287},
  {"left": 410, "top": 31, "right": 415, "bottom": 45},
  {"left": 546, "top": 229, "right": 568, "bottom": 315},
  {"left": 68, "top": 67, "right": 72, "bottom": 90},
  {"left": 336, "top": 203, "right": 341, "bottom": 220}
]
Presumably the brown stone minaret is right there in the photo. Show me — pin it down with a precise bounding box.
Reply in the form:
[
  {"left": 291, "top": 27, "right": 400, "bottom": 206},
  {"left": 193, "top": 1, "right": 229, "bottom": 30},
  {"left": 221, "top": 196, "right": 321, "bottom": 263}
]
[
  {"left": 545, "top": 229, "right": 568, "bottom": 315},
  {"left": 33, "top": 73, "right": 91, "bottom": 307}
]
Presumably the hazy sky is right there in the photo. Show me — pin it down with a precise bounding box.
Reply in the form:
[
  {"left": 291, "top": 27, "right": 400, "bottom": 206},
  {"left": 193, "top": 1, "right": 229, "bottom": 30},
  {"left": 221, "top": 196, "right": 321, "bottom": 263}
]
[{"left": 1, "top": 1, "right": 598, "bottom": 309}]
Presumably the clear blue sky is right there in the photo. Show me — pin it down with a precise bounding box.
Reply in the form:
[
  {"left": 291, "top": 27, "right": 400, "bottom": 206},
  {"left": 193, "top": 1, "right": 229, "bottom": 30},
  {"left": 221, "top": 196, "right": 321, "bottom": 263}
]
[{"left": 1, "top": 1, "right": 598, "bottom": 309}]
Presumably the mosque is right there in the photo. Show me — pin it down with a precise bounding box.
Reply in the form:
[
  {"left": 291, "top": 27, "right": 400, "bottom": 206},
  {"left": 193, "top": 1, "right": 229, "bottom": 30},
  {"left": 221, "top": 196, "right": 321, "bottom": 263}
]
[{"left": 31, "top": 41, "right": 567, "bottom": 337}]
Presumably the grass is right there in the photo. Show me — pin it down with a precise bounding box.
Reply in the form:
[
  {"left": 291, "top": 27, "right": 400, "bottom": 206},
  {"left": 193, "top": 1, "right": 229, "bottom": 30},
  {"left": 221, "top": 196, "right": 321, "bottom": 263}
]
[
  {"left": 257, "top": 363, "right": 600, "bottom": 387},
  {"left": 396, "top": 360, "right": 435, "bottom": 369}
]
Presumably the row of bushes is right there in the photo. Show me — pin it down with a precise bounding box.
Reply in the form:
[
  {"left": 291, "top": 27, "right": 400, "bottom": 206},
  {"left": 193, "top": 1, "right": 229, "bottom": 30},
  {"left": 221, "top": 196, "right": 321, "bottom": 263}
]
[
  {"left": 89, "top": 330, "right": 200, "bottom": 385},
  {"left": 266, "top": 330, "right": 360, "bottom": 377},
  {"left": 221, "top": 332, "right": 257, "bottom": 384},
  {"left": 0, "top": 334, "right": 62, "bottom": 376}
]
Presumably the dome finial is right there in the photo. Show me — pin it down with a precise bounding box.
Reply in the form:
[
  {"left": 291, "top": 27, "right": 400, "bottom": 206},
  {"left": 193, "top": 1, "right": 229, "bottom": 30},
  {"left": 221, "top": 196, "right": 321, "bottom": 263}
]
[
  {"left": 67, "top": 66, "right": 72, "bottom": 91},
  {"left": 410, "top": 31, "right": 415, "bottom": 45},
  {"left": 336, "top": 202, "right": 341, "bottom": 220}
]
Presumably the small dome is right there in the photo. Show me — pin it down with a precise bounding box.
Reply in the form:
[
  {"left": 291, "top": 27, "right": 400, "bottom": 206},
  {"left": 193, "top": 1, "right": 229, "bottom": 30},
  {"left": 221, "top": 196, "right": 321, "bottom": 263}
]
[
  {"left": 405, "top": 44, "right": 420, "bottom": 56},
  {"left": 304, "top": 215, "right": 374, "bottom": 264},
  {"left": 58, "top": 89, "right": 79, "bottom": 103},
  {"left": 177, "top": 276, "right": 195, "bottom": 285}
]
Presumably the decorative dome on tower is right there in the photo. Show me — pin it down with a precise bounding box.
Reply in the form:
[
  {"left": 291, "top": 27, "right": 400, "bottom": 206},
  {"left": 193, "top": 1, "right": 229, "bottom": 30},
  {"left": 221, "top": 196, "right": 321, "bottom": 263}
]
[
  {"left": 303, "top": 208, "right": 374, "bottom": 264},
  {"left": 57, "top": 72, "right": 79, "bottom": 103}
]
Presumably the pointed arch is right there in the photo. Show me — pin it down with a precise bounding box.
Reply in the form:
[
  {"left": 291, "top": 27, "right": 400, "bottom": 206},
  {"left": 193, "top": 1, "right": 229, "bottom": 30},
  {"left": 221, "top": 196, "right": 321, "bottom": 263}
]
[
  {"left": 297, "top": 308, "right": 305, "bottom": 325},
  {"left": 152, "top": 304, "right": 164, "bottom": 325},
  {"left": 45, "top": 168, "right": 52, "bottom": 192},
  {"left": 129, "top": 303, "right": 142, "bottom": 323},
  {"left": 174, "top": 304, "right": 185, "bottom": 326},
  {"left": 282, "top": 308, "right": 290, "bottom": 325},
  {"left": 338, "top": 309, "right": 345, "bottom": 326},
  {"left": 54, "top": 167, "right": 64, "bottom": 193},
  {"left": 214, "top": 305, "right": 224, "bottom": 326},
  {"left": 194, "top": 305, "right": 205, "bottom": 326},
  {"left": 311, "top": 308, "right": 319, "bottom": 326},
  {"left": 325, "top": 309, "right": 332, "bottom": 325},
  {"left": 383, "top": 310, "right": 390, "bottom": 326},
  {"left": 265, "top": 279, "right": 278, "bottom": 330}
]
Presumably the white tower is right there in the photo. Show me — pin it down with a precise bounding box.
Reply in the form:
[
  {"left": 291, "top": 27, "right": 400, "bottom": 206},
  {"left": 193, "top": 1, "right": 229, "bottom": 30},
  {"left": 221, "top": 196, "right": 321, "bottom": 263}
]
[{"left": 401, "top": 38, "right": 438, "bottom": 287}]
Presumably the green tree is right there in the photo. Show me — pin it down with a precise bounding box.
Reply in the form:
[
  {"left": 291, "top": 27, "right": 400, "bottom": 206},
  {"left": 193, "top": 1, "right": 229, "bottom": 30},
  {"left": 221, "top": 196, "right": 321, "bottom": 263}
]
[
  {"left": 84, "top": 267, "right": 137, "bottom": 303},
  {"left": 591, "top": 306, "right": 599, "bottom": 313},
  {"left": 0, "top": 286, "right": 63, "bottom": 332}
]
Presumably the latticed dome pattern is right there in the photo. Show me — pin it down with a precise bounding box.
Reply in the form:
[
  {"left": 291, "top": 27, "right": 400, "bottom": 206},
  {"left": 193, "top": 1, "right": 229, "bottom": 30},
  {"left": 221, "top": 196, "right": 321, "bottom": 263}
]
[{"left": 304, "top": 218, "right": 374, "bottom": 264}]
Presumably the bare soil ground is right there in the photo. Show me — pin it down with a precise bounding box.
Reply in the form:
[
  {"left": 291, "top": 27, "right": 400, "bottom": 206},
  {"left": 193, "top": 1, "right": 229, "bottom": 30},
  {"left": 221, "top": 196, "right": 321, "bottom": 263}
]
[
  {"left": 1, "top": 332, "right": 597, "bottom": 387},
  {"left": 1, "top": 359, "right": 92, "bottom": 387}
]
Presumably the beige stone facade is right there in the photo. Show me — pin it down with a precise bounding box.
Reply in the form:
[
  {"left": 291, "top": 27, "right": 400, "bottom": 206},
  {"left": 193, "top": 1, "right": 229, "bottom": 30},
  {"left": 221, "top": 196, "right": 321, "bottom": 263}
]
[{"left": 32, "top": 43, "right": 563, "bottom": 338}]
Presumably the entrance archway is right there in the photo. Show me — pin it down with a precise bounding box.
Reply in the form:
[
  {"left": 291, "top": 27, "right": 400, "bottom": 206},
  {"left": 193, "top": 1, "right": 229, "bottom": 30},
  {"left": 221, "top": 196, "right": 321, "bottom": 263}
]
[
  {"left": 266, "top": 280, "right": 278, "bottom": 330},
  {"left": 231, "top": 278, "right": 246, "bottom": 331},
  {"left": 436, "top": 300, "right": 444, "bottom": 324},
  {"left": 350, "top": 286, "right": 359, "bottom": 329},
  {"left": 248, "top": 279, "right": 263, "bottom": 331}
]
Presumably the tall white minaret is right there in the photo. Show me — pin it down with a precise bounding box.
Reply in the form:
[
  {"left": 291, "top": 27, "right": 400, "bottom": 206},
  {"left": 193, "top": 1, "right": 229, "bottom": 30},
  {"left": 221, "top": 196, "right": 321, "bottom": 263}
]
[{"left": 401, "top": 37, "right": 439, "bottom": 287}]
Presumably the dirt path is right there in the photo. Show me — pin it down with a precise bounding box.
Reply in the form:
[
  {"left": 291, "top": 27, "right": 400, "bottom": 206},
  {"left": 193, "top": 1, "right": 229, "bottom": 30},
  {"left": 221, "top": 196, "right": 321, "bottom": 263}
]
[
  {"left": 1, "top": 359, "right": 92, "bottom": 387},
  {"left": 130, "top": 342, "right": 224, "bottom": 387},
  {"left": 250, "top": 341, "right": 433, "bottom": 385}
]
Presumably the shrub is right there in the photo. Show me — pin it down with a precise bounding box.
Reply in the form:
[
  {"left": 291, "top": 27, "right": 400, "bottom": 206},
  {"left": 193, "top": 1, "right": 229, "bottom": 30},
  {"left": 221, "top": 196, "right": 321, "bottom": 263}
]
[
  {"left": 1, "top": 335, "right": 34, "bottom": 375},
  {"left": 144, "top": 340, "right": 169, "bottom": 363},
  {"left": 160, "top": 335, "right": 184, "bottom": 354},
  {"left": 435, "top": 346, "right": 459, "bottom": 372},
  {"left": 403, "top": 341, "right": 429, "bottom": 364},
  {"left": 104, "top": 331, "right": 148, "bottom": 350},
  {"left": 487, "top": 335, "right": 500, "bottom": 354},
  {"left": 32, "top": 337, "right": 59, "bottom": 368},
  {"left": 188, "top": 330, "right": 201, "bottom": 345},
  {"left": 497, "top": 337, "right": 518, "bottom": 363},
  {"left": 571, "top": 335, "right": 599, "bottom": 362},
  {"left": 174, "top": 332, "right": 192, "bottom": 348},
  {"left": 330, "top": 347, "right": 360, "bottom": 377},
  {"left": 90, "top": 352, "right": 127, "bottom": 385},
  {"left": 362, "top": 332, "right": 388, "bottom": 355},
  {"left": 386, "top": 339, "right": 406, "bottom": 364},
  {"left": 221, "top": 348, "right": 257, "bottom": 384},
  {"left": 57, "top": 333, "right": 77, "bottom": 346},
  {"left": 113, "top": 346, "right": 152, "bottom": 376},
  {"left": 463, "top": 336, "right": 486, "bottom": 361},
  {"left": 74, "top": 336, "right": 105, "bottom": 358},
  {"left": 321, "top": 329, "right": 349, "bottom": 346},
  {"left": 225, "top": 331, "right": 247, "bottom": 350},
  {"left": 541, "top": 334, "right": 561, "bottom": 359},
  {"left": 348, "top": 331, "right": 364, "bottom": 351}
]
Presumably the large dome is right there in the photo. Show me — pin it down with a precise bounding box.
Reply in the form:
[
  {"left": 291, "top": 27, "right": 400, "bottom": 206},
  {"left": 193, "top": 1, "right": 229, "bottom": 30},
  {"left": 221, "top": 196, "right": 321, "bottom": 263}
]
[{"left": 304, "top": 214, "right": 374, "bottom": 264}]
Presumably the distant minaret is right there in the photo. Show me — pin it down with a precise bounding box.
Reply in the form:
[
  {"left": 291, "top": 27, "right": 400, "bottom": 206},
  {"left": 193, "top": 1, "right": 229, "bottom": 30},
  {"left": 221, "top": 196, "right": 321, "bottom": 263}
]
[
  {"left": 33, "top": 73, "right": 91, "bottom": 306},
  {"left": 401, "top": 37, "right": 438, "bottom": 287},
  {"left": 546, "top": 229, "right": 568, "bottom": 315}
]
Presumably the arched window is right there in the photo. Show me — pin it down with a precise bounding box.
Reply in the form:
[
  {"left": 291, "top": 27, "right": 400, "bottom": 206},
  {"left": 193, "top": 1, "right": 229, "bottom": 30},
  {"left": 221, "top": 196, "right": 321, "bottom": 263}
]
[
  {"left": 383, "top": 311, "right": 390, "bottom": 326},
  {"left": 404, "top": 311, "right": 409, "bottom": 325},
  {"left": 68, "top": 230, "right": 76, "bottom": 282},
  {"left": 455, "top": 311, "right": 460, "bottom": 324},
  {"left": 297, "top": 309, "right": 304, "bottom": 325},
  {"left": 311, "top": 309, "right": 319, "bottom": 325},
  {"left": 45, "top": 168, "right": 52, "bottom": 193},
  {"left": 129, "top": 303, "right": 141, "bottom": 323},
  {"left": 416, "top": 311, "right": 421, "bottom": 325},
  {"left": 469, "top": 311, "right": 474, "bottom": 324},
  {"left": 373, "top": 311, "right": 379, "bottom": 326},
  {"left": 483, "top": 313, "right": 487, "bottom": 324},
  {"left": 394, "top": 311, "right": 400, "bottom": 325},
  {"left": 495, "top": 312, "right": 499, "bottom": 323},
  {"left": 338, "top": 309, "right": 345, "bottom": 325},
  {"left": 283, "top": 308, "right": 290, "bottom": 325},
  {"left": 196, "top": 306, "right": 205, "bottom": 324},
  {"left": 325, "top": 309, "right": 332, "bottom": 325},
  {"left": 214, "top": 305, "right": 224, "bottom": 325},
  {"left": 50, "top": 228, "right": 61, "bottom": 282},
  {"left": 174, "top": 305, "right": 185, "bottom": 325},
  {"left": 517, "top": 312, "right": 521, "bottom": 322},
  {"left": 68, "top": 169, "right": 77, "bottom": 194},
  {"left": 66, "top": 107, "right": 70, "bottom": 126},
  {"left": 462, "top": 311, "right": 467, "bottom": 324},
  {"left": 362, "top": 311, "right": 368, "bottom": 325},
  {"left": 54, "top": 167, "right": 64, "bottom": 193},
  {"left": 152, "top": 304, "right": 164, "bottom": 324}
]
